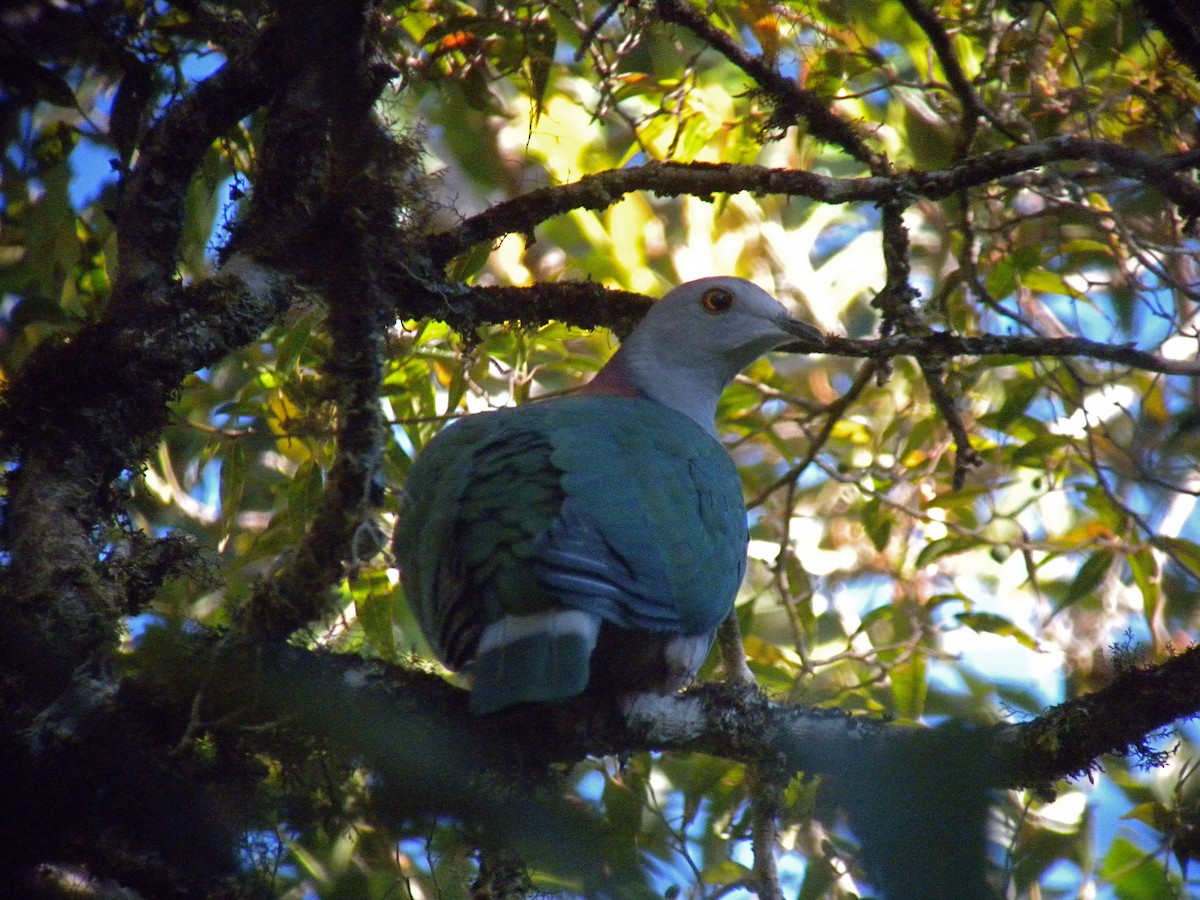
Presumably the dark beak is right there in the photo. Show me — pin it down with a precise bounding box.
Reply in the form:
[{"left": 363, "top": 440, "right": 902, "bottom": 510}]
[{"left": 777, "top": 317, "right": 826, "bottom": 351}]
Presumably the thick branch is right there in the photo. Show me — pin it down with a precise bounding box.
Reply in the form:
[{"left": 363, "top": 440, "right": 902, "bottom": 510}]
[
  {"left": 124, "top": 631, "right": 1200, "bottom": 796},
  {"left": 391, "top": 281, "right": 654, "bottom": 337},
  {"left": 402, "top": 282, "right": 1198, "bottom": 379},
  {"left": 28, "top": 622, "right": 1190, "bottom": 895},
  {"left": 0, "top": 15, "right": 296, "bottom": 672},
  {"left": 424, "top": 162, "right": 888, "bottom": 266},
  {"left": 997, "top": 642, "right": 1200, "bottom": 784},
  {"left": 423, "top": 140, "right": 1200, "bottom": 265},
  {"left": 1136, "top": 0, "right": 1200, "bottom": 79},
  {"left": 125, "top": 630, "right": 1200, "bottom": 818},
  {"left": 236, "top": 4, "right": 409, "bottom": 639},
  {"left": 2, "top": 258, "right": 293, "bottom": 666},
  {"left": 112, "top": 34, "right": 279, "bottom": 310}
]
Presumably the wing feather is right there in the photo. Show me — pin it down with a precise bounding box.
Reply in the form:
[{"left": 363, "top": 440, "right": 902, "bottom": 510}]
[{"left": 394, "top": 395, "right": 748, "bottom": 696}]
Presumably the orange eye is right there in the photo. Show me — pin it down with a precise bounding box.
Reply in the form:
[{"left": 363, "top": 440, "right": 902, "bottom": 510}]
[{"left": 700, "top": 287, "right": 733, "bottom": 314}]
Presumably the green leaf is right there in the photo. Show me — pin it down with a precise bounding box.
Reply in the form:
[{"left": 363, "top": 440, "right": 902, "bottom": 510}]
[
  {"left": 900, "top": 415, "right": 939, "bottom": 463},
  {"left": 286, "top": 459, "right": 325, "bottom": 519},
  {"left": 355, "top": 571, "right": 398, "bottom": 660},
  {"left": 0, "top": 56, "right": 78, "bottom": 107},
  {"left": 1055, "top": 550, "right": 1114, "bottom": 614},
  {"left": 1061, "top": 238, "right": 1115, "bottom": 256},
  {"left": 1128, "top": 547, "right": 1162, "bottom": 634},
  {"left": 1021, "top": 268, "right": 1088, "bottom": 301},
  {"left": 984, "top": 256, "right": 1017, "bottom": 299},
  {"left": 1099, "top": 835, "right": 1174, "bottom": 898},
  {"left": 921, "top": 483, "right": 994, "bottom": 510},
  {"left": 701, "top": 860, "right": 754, "bottom": 886},
  {"left": 889, "top": 652, "right": 927, "bottom": 720},
  {"left": 1011, "top": 433, "right": 1068, "bottom": 468},
  {"left": 1153, "top": 536, "right": 1200, "bottom": 577},
  {"left": 445, "top": 240, "right": 492, "bottom": 283},
  {"left": 797, "top": 855, "right": 840, "bottom": 900},
  {"left": 990, "top": 375, "right": 1040, "bottom": 430},
  {"left": 955, "top": 611, "right": 1040, "bottom": 651},
  {"left": 915, "top": 536, "right": 979, "bottom": 569},
  {"left": 862, "top": 497, "right": 892, "bottom": 552},
  {"left": 525, "top": 21, "right": 556, "bottom": 121},
  {"left": 1120, "top": 802, "right": 1169, "bottom": 831},
  {"left": 856, "top": 603, "right": 894, "bottom": 637},
  {"left": 217, "top": 441, "right": 246, "bottom": 540},
  {"left": 273, "top": 314, "right": 319, "bottom": 372}
]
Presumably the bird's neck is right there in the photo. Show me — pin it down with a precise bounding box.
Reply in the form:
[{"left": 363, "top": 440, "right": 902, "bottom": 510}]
[
  {"left": 583, "top": 346, "right": 721, "bottom": 438},
  {"left": 580, "top": 356, "right": 645, "bottom": 399}
]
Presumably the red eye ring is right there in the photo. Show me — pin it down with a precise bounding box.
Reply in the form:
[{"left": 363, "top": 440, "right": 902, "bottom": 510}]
[{"left": 701, "top": 287, "right": 734, "bottom": 314}]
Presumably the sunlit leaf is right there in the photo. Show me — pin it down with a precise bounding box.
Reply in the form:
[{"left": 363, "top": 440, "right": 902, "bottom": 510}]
[
  {"left": 701, "top": 859, "right": 754, "bottom": 886},
  {"left": 217, "top": 441, "right": 246, "bottom": 541},
  {"left": 955, "top": 612, "right": 1040, "bottom": 651},
  {"left": 1121, "top": 802, "right": 1170, "bottom": 830},
  {"left": 889, "top": 653, "right": 928, "bottom": 720},
  {"left": 1021, "top": 268, "right": 1088, "bottom": 302},
  {"left": 355, "top": 570, "right": 398, "bottom": 660},
  {"left": 1099, "top": 836, "right": 1175, "bottom": 898}
]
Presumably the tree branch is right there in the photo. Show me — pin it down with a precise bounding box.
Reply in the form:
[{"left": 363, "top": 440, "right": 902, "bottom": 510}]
[
  {"left": 111, "top": 28, "right": 279, "bottom": 311},
  {"left": 998, "top": 641, "right": 1200, "bottom": 784},
  {"left": 18, "top": 617, "right": 1191, "bottom": 896},
  {"left": 1135, "top": 0, "right": 1200, "bottom": 79},
  {"left": 423, "top": 162, "right": 886, "bottom": 266},
  {"left": 652, "top": 0, "right": 882, "bottom": 169},
  {"left": 818, "top": 332, "right": 1200, "bottom": 377},
  {"left": 0, "top": 15, "right": 298, "bottom": 672},
  {"left": 234, "top": 2, "right": 406, "bottom": 639},
  {"left": 1, "top": 259, "right": 294, "bottom": 668},
  {"left": 746, "top": 360, "right": 882, "bottom": 510},
  {"left": 920, "top": 361, "right": 983, "bottom": 490},
  {"left": 422, "top": 140, "right": 1200, "bottom": 266},
  {"left": 388, "top": 280, "right": 655, "bottom": 336},
  {"left": 897, "top": 0, "right": 1021, "bottom": 145},
  {"left": 116, "top": 627, "right": 1200, "bottom": 797},
  {"left": 400, "top": 282, "right": 1199, "bottom": 380},
  {"left": 871, "top": 198, "right": 986, "bottom": 488}
]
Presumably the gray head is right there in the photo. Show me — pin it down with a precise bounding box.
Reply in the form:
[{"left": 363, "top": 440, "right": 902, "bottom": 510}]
[{"left": 606, "top": 276, "right": 824, "bottom": 433}]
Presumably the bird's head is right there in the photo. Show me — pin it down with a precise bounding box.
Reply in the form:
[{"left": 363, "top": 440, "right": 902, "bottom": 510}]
[
  {"left": 595, "top": 276, "right": 825, "bottom": 432},
  {"left": 639, "top": 276, "right": 824, "bottom": 365}
]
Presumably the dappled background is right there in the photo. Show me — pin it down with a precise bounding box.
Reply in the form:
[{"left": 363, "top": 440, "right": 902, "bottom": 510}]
[{"left": 3, "top": 0, "right": 1200, "bottom": 897}]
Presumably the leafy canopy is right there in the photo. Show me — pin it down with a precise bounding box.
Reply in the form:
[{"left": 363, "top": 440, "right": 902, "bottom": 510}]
[{"left": 3, "top": 0, "right": 1200, "bottom": 898}]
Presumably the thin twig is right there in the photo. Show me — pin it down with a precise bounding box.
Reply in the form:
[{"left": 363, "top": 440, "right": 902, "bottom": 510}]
[
  {"left": 747, "top": 361, "right": 883, "bottom": 510},
  {"left": 898, "top": 0, "right": 1022, "bottom": 145},
  {"left": 920, "top": 361, "right": 983, "bottom": 490},
  {"left": 817, "top": 331, "right": 1200, "bottom": 376},
  {"left": 653, "top": 0, "right": 881, "bottom": 169}
]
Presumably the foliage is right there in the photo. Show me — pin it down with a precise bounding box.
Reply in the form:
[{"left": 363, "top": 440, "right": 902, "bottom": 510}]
[{"left": 3, "top": 0, "right": 1200, "bottom": 898}]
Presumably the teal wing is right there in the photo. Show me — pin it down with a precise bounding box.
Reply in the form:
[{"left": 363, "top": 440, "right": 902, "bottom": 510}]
[
  {"left": 394, "top": 396, "right": 748, "bottom": 713},
  {"left": 395, "top": 408, "right": 564, "bottom": 668},
  {"left": 536, "top": 396, "right": 747, "bottom": 636}
]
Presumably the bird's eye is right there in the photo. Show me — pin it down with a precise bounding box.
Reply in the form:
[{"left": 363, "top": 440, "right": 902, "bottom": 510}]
[{"left": 700, "top": 287, "right": 734, "bottom": 314}]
